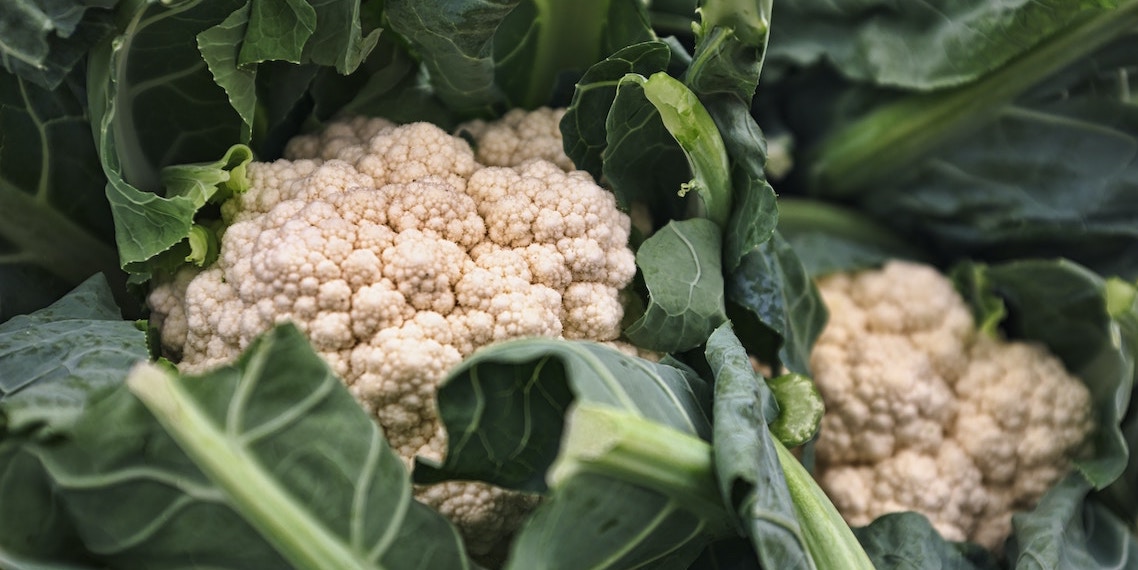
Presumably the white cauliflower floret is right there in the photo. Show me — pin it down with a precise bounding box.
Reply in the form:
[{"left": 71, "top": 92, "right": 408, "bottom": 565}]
[
  {"left": 148, "top": 114, "right": 635, "bottom": 555},
  {"left": 283, "top": 116, "right": 397, "bottom": 161},
  {"left": 811, "top": 260, "right": 1095, "bottom": 550},
  {"left": 458, "top": 107, "right": 574, "bottom": 171},
  {"left": 416, "top": 481, "right": 542, "bottom": 560}
]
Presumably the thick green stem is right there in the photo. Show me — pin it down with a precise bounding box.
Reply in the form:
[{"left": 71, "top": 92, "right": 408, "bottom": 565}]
[
  {"left": 127, "top": 361, "right": 382, "bottom": 570},
  {"left": 521, "top": 0, "right": 612, "bottom": 108},
  {"left": 634, "top": 72, "right": 733, "bottom": 227},
  {"left": 806, "top": 0, "right": 1138, "bottom": 197},
  {"left": 776, "top": 198, "right": 928, "bottom": 259},
  {"left": 775, "top": 440, "right": 876, "bottom": 569},
  {"left": 549, "top": 403, "right": 735, "bottom": 537}
]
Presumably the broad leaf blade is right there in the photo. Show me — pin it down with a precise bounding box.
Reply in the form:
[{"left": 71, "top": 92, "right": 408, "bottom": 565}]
[
  {"left": 625, "top": 218, "right": 727, "bottom": 353},
  {"left": 686, "top": 0, "right": 771, "bottom": 102},
  {"left": 0, "top": 0, "right": 119, "bottom": 89},
  {"left": 384, "top": 0, "right": 518, "bottom": 117},
  {"left": 419, "top": 338, "right": 712, "bottom": 489},
  {"left": 561, "top": 40, "right": 673, "bottom": 178},
  {"left": 1008, "top": 474, "right": 1138, "bottom": 569},
  {"left": 706, "top": 323, "right": 815, "bottom": 570},
  {"left": 601, "top": 68, "right": 692, "bottom": 223},
  {"left": 92, "top": 0, "right": 378, "bottom": 280},
  {"left": 767, "top": 0, "right": 1117, "bottom": 90},
  {"left": 300, "top": 0, "right": 381, "bottom": 74},
  {"left": 504, "top": 473, "right": 709, "bottom": 570},
  {"left": 36, "top": 324, "right": 471, "bottom": 569},
  {"left": 852, "top": 513, "right": 1000, "bottom": 570},
  {"left": 703, "top": 96, "right": 777, "bottom": 271},
  {"left": 864, "top": 94, "right": 1138, "bottom": 279},
  {"left": 0, "top": 275, "right": 144, "bottom": 569},
  {"left": 726, "top": 231, "right": 827, "bottom": 375},
  {"left": 0, "top": 68, "right": 121, "bottom": 319},
  {"left": 422, "top": 338, "right": 719, "bottom": 568},
  {"left": 776, "top": 198, "right": 932, "bottom": 278},
  {"left": 238, "top": 0, "right": 317, "bottom": 66},
  {"left": 0, "top": 275, "right": 145, "bottom": 438}
]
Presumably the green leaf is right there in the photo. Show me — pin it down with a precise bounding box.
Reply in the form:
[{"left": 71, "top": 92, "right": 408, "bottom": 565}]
[
  {"left": 705, "top": 324, "right": 816, "bottom": 570},
  {"left": 0, "top": 69, "right": 122, "bottom": 319},
  {"left": 703, "top": 96, "right": 777, "bottom": 272},
  {"left": 34, "top": 324, "right": 471, "bottom": 569},
  {"left": 1098, "top": 278, "right": 1138, "bottom": 519},
  {"left": 238, "top": 0, "right": 318, "bottom": 66},
  {"left": 1008, "top": 474, "right": 1138, "bottom": 569},
  {"left": 197, "top": 4, "right": 259, "bottom": 142},
  {"left": 798, "top": 14, "right": 1138, "bottom": 253},
  {"left": 725, "top": 231, "right": 828, "bottom": 375},
  {"left": 0, "top": 446, "right": 96, "bottom": 570},
  {"left": 419, "top": 338, "right": 724, "bottom": 568},
  {"left": 299, "top": 0, "right": 380, "bottom": 74},
  {"left": 852, "top": 513, "right": 1000, "bottom": 570},
  {"left": 0, "top": 275, "right": 143, "bottom": 569},
  {"left": 561, "top": 40, "right": 673, "bottom": 178},
  {"left": 384, "top": 0, "right": 518, "bottom": 117},
  {"left": 768, "top": 0, "right": 1120, "bottom": 90},
  {"left": 504, "top": 471, "right": 712, "bottom": 570},
  {"left": 953, "top": 260, "right": 1135, "bottom": 488},
  {"left": 0, "top": 0, "right": 119, "bottom": 89},
  {"left": 776, "top": 198, "right": 931, "bottom": 278},
  {"left": 686, "top": 0, "right": 771, "bottom": 102},
  {"left": 601, "top": 68, "right": 693, "bottom": 222},
  {"left": 417, "top": 338, "right": 712, "bottom": 490},
  {"left": 625, "top": 219, "right": 727, "bottom": 353},
  {"left": 309, "top": 31, "right": 452, "bottom": 127},
  {"left": 634, "top": 72, "right": 732, "bottom": 228},
  {"left": 689, "top": 538, "right": 763, "bottom": 570},
  {"left": 92, "top": 0, "right": 378, "bottom": 281},
  {"left": 493, "top": 0, "right": 654, "bottom": 109},
  {"left": 88, "top": 0, "right": 250, "bottom": 281},
  {"left": 0, "top": 275, "right": 145, "bottom": 438},
  {"left": 682, "top": 0, "right": 780, "bottom": 270},
  {"left": 862, "top": 88, "right": 1138, "bottom": 279}
]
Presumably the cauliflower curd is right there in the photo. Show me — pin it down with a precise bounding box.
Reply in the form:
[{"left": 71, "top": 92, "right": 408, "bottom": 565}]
[
  {"left": 148, "top": 110, "right": 635, "bottom": 554},
  {"left": 810, "top": 260, "right": 1094, "bottom": 549}
]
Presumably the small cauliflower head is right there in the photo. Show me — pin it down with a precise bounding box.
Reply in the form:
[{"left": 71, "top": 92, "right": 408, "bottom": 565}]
[
  {"left": 148, "top": 110, "right": 636, "bottom": 555},
  {"left": 810, "top": 260, "right": 1094, "bottom": 550}
]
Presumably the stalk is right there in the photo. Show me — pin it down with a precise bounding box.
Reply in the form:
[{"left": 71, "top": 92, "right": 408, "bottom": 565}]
[
  {"left": 776, "top": 198, "right": 929, "bottom": 260},
  {"left": 127, "top": 361, "right": 381, "bottom": 570},
  {"left": 629, "top": 72, "right": 733, "bottom": 227},
  {"left": 775, "top": 440, "right": 876, "bottom": 569},
  {"left": 806, "top": 0, "right": 1138, "bottom": 197},
  {"left": 548, "top": 403, "right": 735, "bottom": 537},
  {"left": 520, "top": 0, "right": 613, "bottom": 108}
]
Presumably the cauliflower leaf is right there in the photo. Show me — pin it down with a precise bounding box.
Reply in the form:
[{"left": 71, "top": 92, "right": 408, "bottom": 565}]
[{"left": 21, "top": 323, "right": 473, "bottom": 569}]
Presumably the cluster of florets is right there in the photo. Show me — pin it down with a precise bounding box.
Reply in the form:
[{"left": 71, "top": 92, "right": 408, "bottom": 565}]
[
  {"left": 148, "top": 109, "right": 635, "bottom": 554},
  {"left": 809, "top": 261, "right": 1094, "bottom": 549}
]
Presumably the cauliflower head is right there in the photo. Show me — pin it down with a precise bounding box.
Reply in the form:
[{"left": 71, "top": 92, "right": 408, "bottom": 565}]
[
  {"left": 148, "top": 109, "right": 636, "bottom": 554},
  {"left": 810, "top": 260, "right": 1094, "bottom": 550}
]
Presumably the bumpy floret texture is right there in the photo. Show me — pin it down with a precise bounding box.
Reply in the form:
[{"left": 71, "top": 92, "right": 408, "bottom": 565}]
[
  {"left": 457, "top": 107, "right": 574, "bottom": 171},
  {"left": 149, "top": 110, "right": 635, "bottom": 554},
  {"left": 810, "top": 260, "right": 1094, "bottom": 550}
]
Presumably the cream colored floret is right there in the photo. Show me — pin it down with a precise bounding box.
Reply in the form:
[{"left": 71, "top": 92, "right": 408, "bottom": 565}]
[
  {"left": 148, "top": 114, "right": 634, "bottom": 555},
  {"left": 810, "top": 260, "right": 1094, "bottom": 550},
  {"left": 458, "top": 107, "right": 574, "bottom": 171}
]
